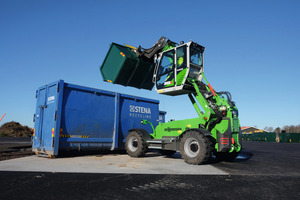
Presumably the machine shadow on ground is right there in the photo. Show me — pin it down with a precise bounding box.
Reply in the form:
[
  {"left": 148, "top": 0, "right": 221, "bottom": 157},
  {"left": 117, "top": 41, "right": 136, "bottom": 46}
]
[{"left": 43, "top": 149, "right": 253, "bottom": 166}]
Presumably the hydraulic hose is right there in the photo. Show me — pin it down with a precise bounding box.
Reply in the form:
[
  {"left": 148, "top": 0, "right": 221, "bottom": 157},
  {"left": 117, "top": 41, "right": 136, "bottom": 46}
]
[{"left": 217, "top": 91, "right": 234, "bottom": 107}]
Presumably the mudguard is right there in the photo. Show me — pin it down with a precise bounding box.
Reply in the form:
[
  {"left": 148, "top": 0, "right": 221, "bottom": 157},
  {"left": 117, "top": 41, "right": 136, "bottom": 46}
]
[{"left": 128, "top": 129, "right": 153, "bottom": 141}]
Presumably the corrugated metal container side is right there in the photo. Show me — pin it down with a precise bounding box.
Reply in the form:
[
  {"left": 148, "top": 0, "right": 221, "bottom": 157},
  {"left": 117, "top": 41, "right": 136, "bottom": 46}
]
[{"left": 32, "top": 80, "right": 160, "bottom": 156}]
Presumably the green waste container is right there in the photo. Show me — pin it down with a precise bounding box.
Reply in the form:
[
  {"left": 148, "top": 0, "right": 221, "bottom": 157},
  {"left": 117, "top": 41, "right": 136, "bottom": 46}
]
[{"left": 100, "top": 43, "right": 155, "bottom": 90}]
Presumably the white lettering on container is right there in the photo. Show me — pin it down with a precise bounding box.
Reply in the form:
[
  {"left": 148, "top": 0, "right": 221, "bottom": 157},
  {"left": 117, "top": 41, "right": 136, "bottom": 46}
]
[{"left": 129, "top": 105, "right": 152, "bottom": 119}]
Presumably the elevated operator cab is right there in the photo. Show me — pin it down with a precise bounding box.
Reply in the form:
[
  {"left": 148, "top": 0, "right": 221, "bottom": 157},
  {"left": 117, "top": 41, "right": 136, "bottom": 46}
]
[{"left": 153, "top": 42, "right": 205, "bottom": 96}]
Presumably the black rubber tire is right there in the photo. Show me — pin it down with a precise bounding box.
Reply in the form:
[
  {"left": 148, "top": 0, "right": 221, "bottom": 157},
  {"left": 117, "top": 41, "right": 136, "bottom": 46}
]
[
  {"left": 180, "top": 130, "right": 211, "bottom": 165},
  {"left": 160, "top": 150, "right": 176, "bottom": 156},
  {"left": 125, "top": 131, "right": 147, "bottom": 157},
  {"left": 215, "top": 151, "right": 239, "bottom": 162}
]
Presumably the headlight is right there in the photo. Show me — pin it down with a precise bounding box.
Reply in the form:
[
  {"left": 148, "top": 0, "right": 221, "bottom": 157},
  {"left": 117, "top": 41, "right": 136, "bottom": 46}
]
[
  {"left": 220, "top": 105, "right": 227, "bottom": 111},
  {"left": 219, "top": 105, "right": 227, "bottom": 117},
  {"left": 232, "top": 109, "right": 238, "bottom": 118}
]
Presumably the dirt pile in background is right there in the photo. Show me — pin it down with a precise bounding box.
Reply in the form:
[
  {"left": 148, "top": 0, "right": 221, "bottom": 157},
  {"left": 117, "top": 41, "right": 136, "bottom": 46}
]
[{"left": 0, "top": 121, "right": 33, "bottom": 137}]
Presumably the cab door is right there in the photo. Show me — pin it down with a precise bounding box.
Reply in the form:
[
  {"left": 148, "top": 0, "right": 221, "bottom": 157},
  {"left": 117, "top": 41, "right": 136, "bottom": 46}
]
[
  {"left": 176, "top": 45, "right": 188, "bottom": 86},
  {"left": 155, "top": 49, "right": 175, "bottom": 89}
]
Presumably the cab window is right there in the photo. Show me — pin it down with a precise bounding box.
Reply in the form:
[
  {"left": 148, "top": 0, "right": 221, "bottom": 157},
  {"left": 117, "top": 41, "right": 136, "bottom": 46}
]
[
  {"left": 156, "top": 50, "right": 175, "bottom": 89},
  {"left": 176, "top": 45, "right": 187, "bottom": 69},
  {"left": 190, "top": 47, "right": 203, "bottom": 66},
  {"left": 176, "top": 45, "right": 187, "bottom": 86}
]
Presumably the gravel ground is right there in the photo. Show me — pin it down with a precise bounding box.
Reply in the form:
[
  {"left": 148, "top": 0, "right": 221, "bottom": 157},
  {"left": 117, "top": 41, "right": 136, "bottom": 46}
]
[
  {"left": 0, "top": 150, "right": 34, "bottom": 161},
  {"left": 0, "top": 137, "right": 33, "bottom": 161}
]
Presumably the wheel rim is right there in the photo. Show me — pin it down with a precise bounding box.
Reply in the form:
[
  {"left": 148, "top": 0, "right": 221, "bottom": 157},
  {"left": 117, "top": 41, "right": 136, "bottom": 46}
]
[
  {"left": 184, "top": 138, "right": 200, "bottom": 157},
  {"left": 128, "top": 136, "right": 138, "bottom": 152}
]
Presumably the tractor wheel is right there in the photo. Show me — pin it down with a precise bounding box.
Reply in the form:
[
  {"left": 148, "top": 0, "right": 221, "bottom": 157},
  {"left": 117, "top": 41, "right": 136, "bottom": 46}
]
[
  {"left": 125, "top": 131, "right": 147, "bottom": 157},
  {"left": 180, "top": 130, "right": 211, "bottom": 165},
  {"left": 215, "top": 152, "right": 239, "bottom": 162},
  {"left": 160, "top": 150, "right": 176, "bottom": 156}
]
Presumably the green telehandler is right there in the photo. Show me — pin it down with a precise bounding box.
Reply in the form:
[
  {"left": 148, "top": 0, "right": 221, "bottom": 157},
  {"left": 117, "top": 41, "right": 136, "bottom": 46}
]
[{"left": 101, "top": 37, "right": 242, "bottom": 164}]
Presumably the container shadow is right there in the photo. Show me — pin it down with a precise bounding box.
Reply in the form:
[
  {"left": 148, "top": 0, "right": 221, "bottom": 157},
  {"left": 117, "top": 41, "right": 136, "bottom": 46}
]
[
  {"left": 57, "top": 149, "right": 181, "bottom": 159},
  {"left": 57, "top": 149, "right": 127, "bottom": 158}
]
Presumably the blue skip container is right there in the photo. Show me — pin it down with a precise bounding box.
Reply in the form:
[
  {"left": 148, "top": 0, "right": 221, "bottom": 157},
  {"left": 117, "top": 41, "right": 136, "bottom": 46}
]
[{"left": 32, "top": 80, "right": 163, "bottom": 157}]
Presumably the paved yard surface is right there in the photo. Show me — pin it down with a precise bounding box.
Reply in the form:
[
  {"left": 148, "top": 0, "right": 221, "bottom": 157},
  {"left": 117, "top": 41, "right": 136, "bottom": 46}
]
[
  {"left": 0, "top": 151, "right": 226, "bottom": 175},
  {"left": 0, "top": 141, "right": 299, "bottom": 200}
]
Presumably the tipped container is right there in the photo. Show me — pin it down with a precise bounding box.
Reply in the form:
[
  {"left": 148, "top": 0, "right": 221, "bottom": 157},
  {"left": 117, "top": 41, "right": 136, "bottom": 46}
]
[{"left": 100, "top": 43, "right": 155, "bottom": 90}]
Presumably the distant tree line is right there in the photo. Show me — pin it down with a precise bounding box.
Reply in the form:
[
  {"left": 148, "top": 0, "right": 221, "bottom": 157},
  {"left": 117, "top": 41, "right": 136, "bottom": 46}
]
[{"left": 264, "top": 125, "right": 300, "bottom": 133}]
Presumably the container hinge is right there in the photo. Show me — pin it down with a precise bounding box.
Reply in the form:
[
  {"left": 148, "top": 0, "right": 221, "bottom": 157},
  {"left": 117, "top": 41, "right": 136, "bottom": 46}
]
[
  {"left": 33, "top": 114, "right": 35, "bottom": 122},
  {"left": 54, "top": 111, "right": 57, "bottom": 121},
  {"left": 57, "top": 83, "right": 59, "bottom": 92}
]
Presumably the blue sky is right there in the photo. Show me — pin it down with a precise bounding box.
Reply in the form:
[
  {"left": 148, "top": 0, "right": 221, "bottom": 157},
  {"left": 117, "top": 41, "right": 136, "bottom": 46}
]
[{"left": 0, "top": 0, "right": 299, "bottom": 129}]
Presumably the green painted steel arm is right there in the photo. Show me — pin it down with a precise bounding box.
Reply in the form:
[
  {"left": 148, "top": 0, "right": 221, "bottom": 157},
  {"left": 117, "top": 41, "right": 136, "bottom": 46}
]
[{"left": 188, "top": 79, "right": 215, "bottom": 121}]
